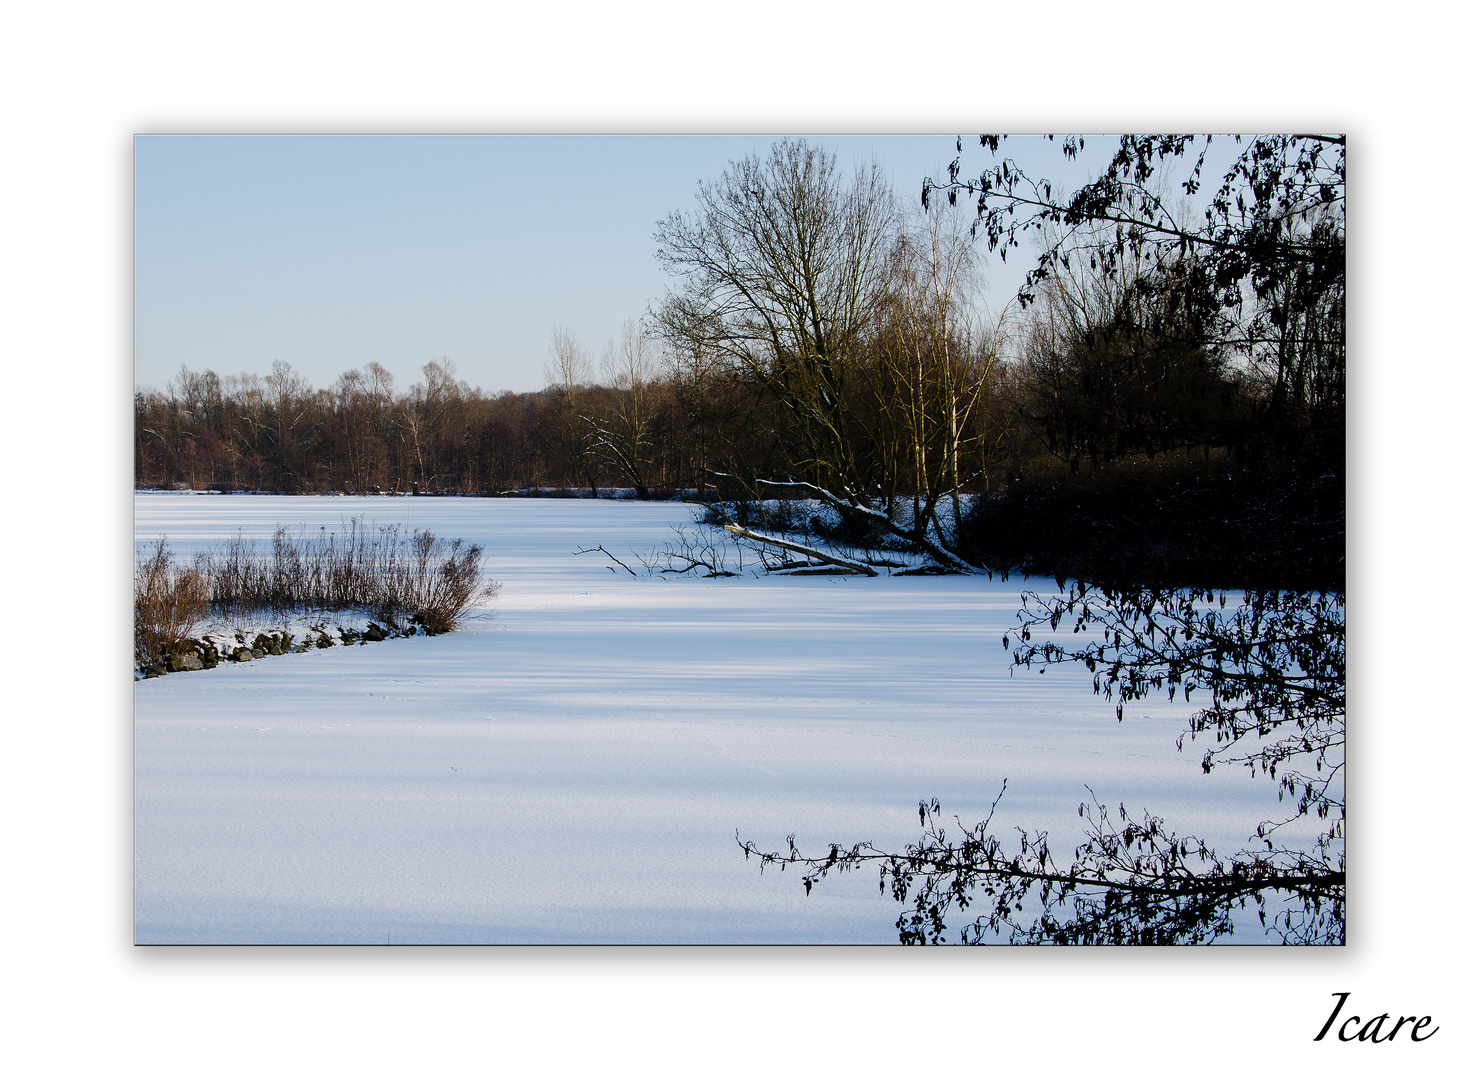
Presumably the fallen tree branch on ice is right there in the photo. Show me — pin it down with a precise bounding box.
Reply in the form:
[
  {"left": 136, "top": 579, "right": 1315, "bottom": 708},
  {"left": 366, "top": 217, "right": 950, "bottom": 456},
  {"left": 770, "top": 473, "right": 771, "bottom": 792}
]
[
  {"left": 707, "top": 470, "right": 985, "bottom": 575},
  {"left": 721, "top": 524, "right": 878, "bottom": 577},
  {"left": 575, "top": 544, "right": 638, "bottom": 576}
]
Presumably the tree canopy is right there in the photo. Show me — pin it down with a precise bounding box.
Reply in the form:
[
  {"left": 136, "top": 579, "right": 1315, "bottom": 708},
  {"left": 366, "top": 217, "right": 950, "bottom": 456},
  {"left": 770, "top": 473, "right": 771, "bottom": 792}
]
[{"left": 927, "top": 134, "right": 1345, "bottom": 466}]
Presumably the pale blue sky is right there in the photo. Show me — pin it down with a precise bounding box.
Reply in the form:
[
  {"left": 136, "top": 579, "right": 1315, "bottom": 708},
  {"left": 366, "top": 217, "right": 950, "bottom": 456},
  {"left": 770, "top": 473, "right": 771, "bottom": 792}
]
[{"left": 134, "top": 133, "right": 1218, "bottom": 396}]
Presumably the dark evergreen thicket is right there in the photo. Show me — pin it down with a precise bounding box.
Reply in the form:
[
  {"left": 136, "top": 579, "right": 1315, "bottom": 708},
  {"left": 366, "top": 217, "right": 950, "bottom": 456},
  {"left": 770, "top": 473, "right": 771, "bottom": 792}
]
[{"left": 957, "top": 456, "right": 1343, "bottom": 591}]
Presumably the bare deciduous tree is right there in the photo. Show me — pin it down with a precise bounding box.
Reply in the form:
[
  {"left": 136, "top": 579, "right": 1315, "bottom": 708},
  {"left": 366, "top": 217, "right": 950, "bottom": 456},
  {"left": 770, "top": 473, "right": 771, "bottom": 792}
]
[
  {"left": 654, "top": 139, "right": 895, "bottom": 493},
  {"left": 542, "top": 323, "right": 599, "bottom": 494},
  {"left": 586, "top": 318, "right": 661, "bottom": 498},
  {"left": 874, "top": 203, "right": 1004, "bottom": 540},
  {"left": 655, "top": 139, "right": 999, "bottom": 571}
]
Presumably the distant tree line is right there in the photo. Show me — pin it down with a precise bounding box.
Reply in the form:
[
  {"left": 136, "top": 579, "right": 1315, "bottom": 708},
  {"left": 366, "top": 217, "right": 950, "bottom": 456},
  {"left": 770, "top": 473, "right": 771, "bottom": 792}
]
[
  {"left": 135, "top": 321, "right": 1022, "bottom": 502},
  {"left": 136, "top": 350, "right": 764, "bottom": 497}
]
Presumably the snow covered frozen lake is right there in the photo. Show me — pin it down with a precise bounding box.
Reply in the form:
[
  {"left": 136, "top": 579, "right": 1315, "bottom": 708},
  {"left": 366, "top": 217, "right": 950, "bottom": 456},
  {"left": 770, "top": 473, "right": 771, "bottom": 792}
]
[{"left": 135, "top": 492, "right": 1282, "bottom": 944}]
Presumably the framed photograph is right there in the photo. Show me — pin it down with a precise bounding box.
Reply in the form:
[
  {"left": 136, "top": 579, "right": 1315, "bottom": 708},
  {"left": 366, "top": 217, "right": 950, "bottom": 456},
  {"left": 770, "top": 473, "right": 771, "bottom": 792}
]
[{"left": 134, "top": 133, "right": 1345, "bottom": 947}]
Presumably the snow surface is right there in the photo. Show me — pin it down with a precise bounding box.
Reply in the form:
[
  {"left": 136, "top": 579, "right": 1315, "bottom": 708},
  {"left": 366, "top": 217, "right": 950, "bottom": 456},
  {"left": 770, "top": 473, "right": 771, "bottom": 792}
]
[{"left": 135, "top": 492, "right": 1290, "bottom": 944}]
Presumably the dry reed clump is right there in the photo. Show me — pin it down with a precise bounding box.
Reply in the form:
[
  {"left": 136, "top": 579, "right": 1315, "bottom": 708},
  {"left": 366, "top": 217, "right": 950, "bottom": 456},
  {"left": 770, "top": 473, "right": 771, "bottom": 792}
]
[
  {"left": 196, "top": 518, "right": 497, "bottom": 633},
  {"left": 136, "top": 519, "right": 497, "bottom": 666},
  {"left": 135, "top": 539, "right": 209, "bottom": 670}
]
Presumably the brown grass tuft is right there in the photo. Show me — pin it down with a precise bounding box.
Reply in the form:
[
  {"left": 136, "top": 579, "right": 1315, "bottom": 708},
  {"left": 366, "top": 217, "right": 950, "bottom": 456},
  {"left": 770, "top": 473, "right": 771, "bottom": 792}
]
[{"left": 135, "top": 539, "right": 208, "bottom": 670}]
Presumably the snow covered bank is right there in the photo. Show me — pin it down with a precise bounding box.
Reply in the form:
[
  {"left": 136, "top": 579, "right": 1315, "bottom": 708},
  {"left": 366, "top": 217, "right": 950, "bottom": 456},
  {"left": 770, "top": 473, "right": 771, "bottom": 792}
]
[
  {"left": 135, "top": 493, "right": 1291, "bottom": 943},
  {"left": 138, "top": 612, "right": 422, "bottom": 677}
]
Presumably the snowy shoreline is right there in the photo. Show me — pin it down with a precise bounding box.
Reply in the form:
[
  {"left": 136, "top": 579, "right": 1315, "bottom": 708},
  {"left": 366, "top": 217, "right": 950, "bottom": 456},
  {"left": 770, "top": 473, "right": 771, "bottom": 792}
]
[{"left": 136, "top": 610, "right": 427, "bottom": 679}]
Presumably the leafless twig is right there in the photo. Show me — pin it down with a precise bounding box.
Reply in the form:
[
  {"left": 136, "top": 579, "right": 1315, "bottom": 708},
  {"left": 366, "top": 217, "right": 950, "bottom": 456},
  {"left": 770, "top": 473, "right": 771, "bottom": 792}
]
[{"left": 575, "top": 544, "right": 637, "bottom": 576}]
